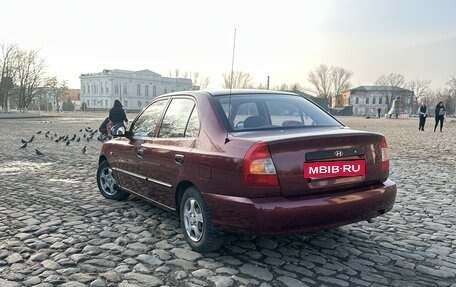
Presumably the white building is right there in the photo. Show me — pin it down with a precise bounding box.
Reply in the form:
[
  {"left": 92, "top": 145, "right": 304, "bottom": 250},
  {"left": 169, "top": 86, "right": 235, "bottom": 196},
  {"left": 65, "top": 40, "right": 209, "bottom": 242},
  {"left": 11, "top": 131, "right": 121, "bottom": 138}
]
[
  {"left": 348, "top": 85, "right": 414, "bottom": 116},
  {"left": 80, "top": 69, "right": 193, "bottom": 111}
]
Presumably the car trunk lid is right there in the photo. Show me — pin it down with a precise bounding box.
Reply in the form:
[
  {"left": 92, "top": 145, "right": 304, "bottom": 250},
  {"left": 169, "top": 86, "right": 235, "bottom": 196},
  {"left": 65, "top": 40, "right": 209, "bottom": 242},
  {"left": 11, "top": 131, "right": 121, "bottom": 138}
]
[{"left": 262, "top": 128, "right": 389, "bottom": 197}]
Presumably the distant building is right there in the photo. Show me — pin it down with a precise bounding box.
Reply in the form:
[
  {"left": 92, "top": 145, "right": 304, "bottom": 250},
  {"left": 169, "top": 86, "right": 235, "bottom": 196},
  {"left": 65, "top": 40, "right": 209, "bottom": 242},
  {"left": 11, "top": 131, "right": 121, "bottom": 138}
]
[
  {"left": 335, "top": 85, "right": 414, "bottom": 116},
  {"left": 79, "top": 69, "right": 193, "bottom": 111},
  {"left": 67, "top": 89, "right": 81, "bottom": 110},
  {"left": 67, "top": 89, "right": 80, "bottom": 102},
  {"left": 332, "top": 90, "right": 351, "bottom": 108}
]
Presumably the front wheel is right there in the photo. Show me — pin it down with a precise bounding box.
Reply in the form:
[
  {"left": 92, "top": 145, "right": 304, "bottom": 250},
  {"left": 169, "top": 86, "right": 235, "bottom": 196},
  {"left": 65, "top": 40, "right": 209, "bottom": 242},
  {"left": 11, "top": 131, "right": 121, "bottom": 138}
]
[
  {"left": 180, "top": 186, "right": 224, "bottom": 253},
  {"left": 96, "top": 160, "right": 129, "bottom": 201}
]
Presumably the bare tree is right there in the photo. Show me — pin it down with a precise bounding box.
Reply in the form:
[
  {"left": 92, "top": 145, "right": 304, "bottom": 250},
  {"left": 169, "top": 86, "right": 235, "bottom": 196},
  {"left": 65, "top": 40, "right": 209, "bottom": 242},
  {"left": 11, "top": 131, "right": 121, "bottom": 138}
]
[
  {"left": 445, "top": 74, "right": 456, "bottom": 98},
  {"left": 198, "top": 76, "right": 210, "bottom": 89},
  {"left": 279, "top": 83, "right": 289, "bottom": 91},
  {"left": 14, "top": 49, "right": 46, "bottom": 112},
  {"left": 168, "top": 68, "right": 181, "bottom": 78},
  {"left": 375, "top": 73, "right": 406, "bottom": 111},
  {"left": 331, "top": 66, "right": 353, "bottom": 100},
  {"left": 222, "top": 71, "right": 253, "bottom": 89},
  {"left": 44, "top": 77, "right": 68, "bottom": 112},
  {"left": 171, "top": 70, "right": 210, "bottom": 90},
  {"left": 256, "top": 82, "right": 266, "bottom": 89},
  {"left": 407, "top": 79, "right": 431, "bottom": 111},
  {"left": 429, "top": 89, "right": 444, "bottom": 105},
  {"left": 0, "top": 43, "right": 19, "bottom": 112},
  {"left": 188, "top": 71, "right": 210, "bottom": 90},
  {"left": 308, "top": 64, "right": 332, "bottom": 99},
  {"left": 308, "top": 65, "right": 352, "bottom": 108},
  {"left": 271, "top": 82, "right": 303, "bottom": 92},
  {"left": 444, "top": 74, "right": 456, "bottom": 114}
]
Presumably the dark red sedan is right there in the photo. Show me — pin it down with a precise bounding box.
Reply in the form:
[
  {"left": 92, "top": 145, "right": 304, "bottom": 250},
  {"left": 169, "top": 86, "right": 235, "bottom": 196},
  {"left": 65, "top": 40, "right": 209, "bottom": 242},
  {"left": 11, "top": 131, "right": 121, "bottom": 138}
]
[{"left": 97, "top": 90, "right": 396, "bottom": 252}]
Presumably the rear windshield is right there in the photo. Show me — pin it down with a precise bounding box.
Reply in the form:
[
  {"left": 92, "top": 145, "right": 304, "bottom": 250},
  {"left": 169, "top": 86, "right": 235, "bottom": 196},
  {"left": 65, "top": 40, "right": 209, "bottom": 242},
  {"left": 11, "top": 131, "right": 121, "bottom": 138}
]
[{"left": 213, "top": 94, "right": 342, "bottom": 131}]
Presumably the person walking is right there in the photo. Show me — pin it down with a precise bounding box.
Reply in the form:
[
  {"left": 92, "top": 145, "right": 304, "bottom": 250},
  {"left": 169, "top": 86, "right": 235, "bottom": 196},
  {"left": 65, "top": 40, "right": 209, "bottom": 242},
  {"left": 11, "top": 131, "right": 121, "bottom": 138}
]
[
  {"left": 434, "top": 101, "right": 445, "bottom": 132},
  {"left": 418, "top": 102, "right": 427, "bottom": 131}
]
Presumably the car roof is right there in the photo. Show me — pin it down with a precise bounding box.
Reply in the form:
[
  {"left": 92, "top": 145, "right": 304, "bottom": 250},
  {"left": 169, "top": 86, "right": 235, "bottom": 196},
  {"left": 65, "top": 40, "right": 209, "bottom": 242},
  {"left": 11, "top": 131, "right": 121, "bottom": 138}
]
[
  {"left": 162, "top": 89, "right": 298, "bottom": 98},
  {"left": 205, "top": 89, "right": 298, "bottom": 97}
]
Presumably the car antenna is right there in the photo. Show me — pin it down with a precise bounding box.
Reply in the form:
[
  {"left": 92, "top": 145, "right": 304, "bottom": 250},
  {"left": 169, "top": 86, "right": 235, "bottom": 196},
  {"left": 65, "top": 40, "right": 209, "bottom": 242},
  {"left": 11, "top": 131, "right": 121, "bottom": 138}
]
[{"left": 225, "top": 28, "right": 236, "bottom": 144}]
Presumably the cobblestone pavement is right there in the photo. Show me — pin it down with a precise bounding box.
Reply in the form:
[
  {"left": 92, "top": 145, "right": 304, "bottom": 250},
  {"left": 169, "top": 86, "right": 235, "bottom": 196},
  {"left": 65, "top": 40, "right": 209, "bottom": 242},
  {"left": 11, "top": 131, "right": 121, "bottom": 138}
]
[{"left": 0, "top": 113, "right": 455, "bottom": 287}]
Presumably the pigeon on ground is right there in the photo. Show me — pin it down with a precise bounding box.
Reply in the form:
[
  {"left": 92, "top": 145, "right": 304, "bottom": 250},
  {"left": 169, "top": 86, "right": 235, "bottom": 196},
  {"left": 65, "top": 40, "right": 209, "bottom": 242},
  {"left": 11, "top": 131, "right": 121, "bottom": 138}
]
[
  {"left": 35, "top": 149, "right": 44, "bottom": 156},
  {"left": 82, "top": 146, "right": 87, "bottom": 154},
  {"left": 36, "top": 131, "right": 42, "bottom": 134},
  {"left": 21, "top": 139, "right": 27, "bottom": 144},
  {"left": 66, "top": 140, "right": 70, "bottom": 146},
  {"left": 76, "top": 137, "right": 81, "bottom": 143},
  {"left": 19, "top": 142, "right": 27, "bottom": 149}
]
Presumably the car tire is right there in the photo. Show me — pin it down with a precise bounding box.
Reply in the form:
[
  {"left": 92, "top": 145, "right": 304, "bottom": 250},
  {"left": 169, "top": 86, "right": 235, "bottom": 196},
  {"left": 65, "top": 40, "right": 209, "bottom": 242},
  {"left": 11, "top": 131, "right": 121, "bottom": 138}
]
[
  {"left": 180, "top": 186, "right": 224, "bottom": 253},
  {"left": 97, "top": 160, "right": 129, "bottom": 201}
]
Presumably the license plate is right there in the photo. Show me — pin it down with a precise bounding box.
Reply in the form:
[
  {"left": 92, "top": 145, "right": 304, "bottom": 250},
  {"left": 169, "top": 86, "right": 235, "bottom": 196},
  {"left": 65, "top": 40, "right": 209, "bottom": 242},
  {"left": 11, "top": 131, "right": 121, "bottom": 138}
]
[{"left": 304, "top": 160, "right": 366, "bottom": 178}]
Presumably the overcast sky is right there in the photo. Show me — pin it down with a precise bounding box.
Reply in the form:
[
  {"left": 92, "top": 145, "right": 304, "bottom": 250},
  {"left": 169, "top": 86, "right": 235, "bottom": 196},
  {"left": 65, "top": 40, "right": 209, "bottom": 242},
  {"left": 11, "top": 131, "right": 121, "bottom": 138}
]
[{"left": 1, "top": 0, "right": 455, "bottom": 91}]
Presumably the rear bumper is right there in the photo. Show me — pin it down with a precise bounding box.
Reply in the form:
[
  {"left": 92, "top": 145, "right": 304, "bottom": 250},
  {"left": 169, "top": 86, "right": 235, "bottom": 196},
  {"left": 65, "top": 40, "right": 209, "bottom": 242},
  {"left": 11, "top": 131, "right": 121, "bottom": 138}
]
[{"left": 204, "top": 179, "right": 397, "bottom": 235}]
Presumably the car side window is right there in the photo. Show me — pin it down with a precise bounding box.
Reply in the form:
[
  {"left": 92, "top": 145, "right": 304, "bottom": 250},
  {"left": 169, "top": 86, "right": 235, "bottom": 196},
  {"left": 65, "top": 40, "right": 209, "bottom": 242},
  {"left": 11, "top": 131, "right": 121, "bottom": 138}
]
[
  {"left": 158, "top": 98, "right": 198, "bottom": 138},
  {"left": 132, "top": 99, "right": 167, "bottom": 137},
  {"left": 185, "top": 108, "right": 200, "bottom": 138}
]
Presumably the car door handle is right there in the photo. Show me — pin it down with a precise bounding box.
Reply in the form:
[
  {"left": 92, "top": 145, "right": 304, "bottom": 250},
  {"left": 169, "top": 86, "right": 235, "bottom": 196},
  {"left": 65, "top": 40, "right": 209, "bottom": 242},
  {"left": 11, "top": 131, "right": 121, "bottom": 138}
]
[
  {"left": 137, "top": 148, "right": 145, "bottom": 158},
  {"left": 175, "top": 154, "right": 184, "bottom": 165}
]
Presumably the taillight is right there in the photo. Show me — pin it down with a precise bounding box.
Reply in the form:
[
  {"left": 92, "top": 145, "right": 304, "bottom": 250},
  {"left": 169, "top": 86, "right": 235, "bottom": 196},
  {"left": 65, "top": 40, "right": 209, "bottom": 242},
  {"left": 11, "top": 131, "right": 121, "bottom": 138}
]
[
  {"left": 380, "top": 137, "right": 389, "bottom": 172},
  {"left": 243, "top": 142, "right": 279, "bottom": 186}
]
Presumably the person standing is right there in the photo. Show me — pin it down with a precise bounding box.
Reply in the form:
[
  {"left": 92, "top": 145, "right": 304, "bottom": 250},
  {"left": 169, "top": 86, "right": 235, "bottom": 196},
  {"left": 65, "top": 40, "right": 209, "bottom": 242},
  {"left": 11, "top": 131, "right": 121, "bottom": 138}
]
[
  {"left": 434, "top": 101, "right": 445, "bottom": 132},
  {"left": 377, "top": 107, "right": 381, "bottom": 119},
  {"left": 418, "top": 102, "right": 427, "bottom": 131}
]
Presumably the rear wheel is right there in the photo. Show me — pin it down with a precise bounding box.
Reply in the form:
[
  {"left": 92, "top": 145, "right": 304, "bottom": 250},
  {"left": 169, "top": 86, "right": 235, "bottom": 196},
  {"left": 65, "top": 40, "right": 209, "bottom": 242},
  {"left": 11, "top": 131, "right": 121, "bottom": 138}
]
[
  {"left": 96, "top": 160, "right": 129, "bottom": 201},
  {"left": 180, "top": 186, "right": 224, "bottom": 252}
]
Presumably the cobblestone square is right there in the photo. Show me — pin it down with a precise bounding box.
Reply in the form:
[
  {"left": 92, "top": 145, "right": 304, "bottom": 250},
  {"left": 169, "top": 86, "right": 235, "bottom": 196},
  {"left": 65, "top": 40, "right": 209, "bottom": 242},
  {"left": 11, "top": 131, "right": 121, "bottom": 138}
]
[{"left": 0, "top": 113, "right": 455, "bottom": 287}]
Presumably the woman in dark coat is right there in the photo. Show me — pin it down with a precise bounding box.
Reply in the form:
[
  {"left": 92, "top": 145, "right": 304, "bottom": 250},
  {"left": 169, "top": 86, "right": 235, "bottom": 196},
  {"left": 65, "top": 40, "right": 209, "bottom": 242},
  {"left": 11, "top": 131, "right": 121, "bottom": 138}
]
[
  {"left": 109, "top": 100, "right": 128, "bottom": 127},
  {"left": 418, "top": 102, "right": 427, "bottom": 131},
  {"left": 434, "top": 101, "right": 445, "bottom": 132}
]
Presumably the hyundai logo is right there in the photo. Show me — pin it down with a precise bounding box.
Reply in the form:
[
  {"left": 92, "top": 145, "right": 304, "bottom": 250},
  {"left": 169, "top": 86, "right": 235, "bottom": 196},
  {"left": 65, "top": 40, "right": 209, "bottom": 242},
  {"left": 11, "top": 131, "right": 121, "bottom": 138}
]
[{"left": 334, "top": 150, "right": 344, "bottom": 157}]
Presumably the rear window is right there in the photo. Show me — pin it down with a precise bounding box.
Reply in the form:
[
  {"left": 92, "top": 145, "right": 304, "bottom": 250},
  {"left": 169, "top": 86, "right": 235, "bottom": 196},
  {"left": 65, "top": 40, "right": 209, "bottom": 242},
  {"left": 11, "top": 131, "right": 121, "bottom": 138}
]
[{"left": 213, "top": 93, "right": 342, "bottom": 131}]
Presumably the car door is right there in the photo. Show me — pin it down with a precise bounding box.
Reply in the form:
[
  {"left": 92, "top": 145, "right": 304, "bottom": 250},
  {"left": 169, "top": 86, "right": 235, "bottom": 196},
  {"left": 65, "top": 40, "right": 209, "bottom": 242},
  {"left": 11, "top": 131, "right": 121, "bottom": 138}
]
[
  {"left": 113, "top": 98, "right": 168, "bottom": 196},
  {"left": 139, "top": 96, "right": 199, "bottom": 209}
]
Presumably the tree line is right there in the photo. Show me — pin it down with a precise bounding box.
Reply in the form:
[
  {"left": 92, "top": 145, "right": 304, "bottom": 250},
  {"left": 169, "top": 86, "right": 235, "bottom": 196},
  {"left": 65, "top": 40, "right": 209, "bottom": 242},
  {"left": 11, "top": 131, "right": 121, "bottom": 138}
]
[
  {"left": 221, "top": 65, "right": 456, "bottom": 115},
  {"left": 309, "top": 66, "right": 456, "bottom": 114},
  {"left": 3, "top": 41, "right": 456, "bottom": 114},
  {"left": 0, "top": 43, "right": 68, "bottom": 112}
]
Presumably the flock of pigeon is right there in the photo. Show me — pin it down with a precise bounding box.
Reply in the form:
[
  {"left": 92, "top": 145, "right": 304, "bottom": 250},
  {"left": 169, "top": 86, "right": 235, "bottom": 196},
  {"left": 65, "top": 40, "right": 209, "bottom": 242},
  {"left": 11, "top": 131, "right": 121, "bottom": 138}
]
[{"left": 18, "top": 124, "right": 100, "bottom": 156}]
